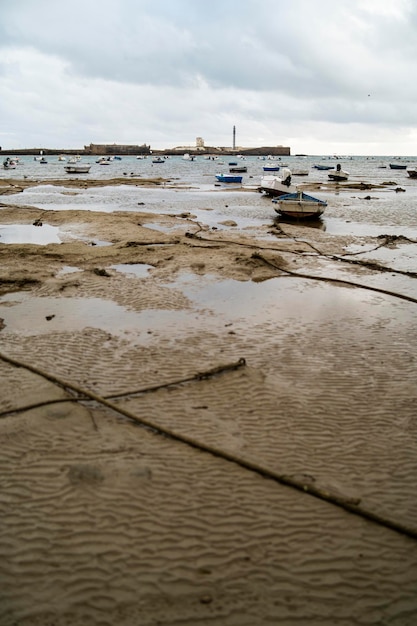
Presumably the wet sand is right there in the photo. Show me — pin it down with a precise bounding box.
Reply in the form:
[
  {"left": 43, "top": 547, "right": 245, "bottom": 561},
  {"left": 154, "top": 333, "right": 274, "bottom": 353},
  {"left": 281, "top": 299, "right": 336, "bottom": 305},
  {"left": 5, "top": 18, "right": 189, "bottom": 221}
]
[{"left": 1, "top": 178, "right": 417, "bottom": 625}]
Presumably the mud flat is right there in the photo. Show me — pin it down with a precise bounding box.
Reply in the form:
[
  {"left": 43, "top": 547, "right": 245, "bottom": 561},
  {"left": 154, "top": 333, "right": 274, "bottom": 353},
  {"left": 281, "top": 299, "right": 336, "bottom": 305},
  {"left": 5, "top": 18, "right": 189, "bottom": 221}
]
[{"left": 1, "top": 178, "right": 417, "bottom": 625}]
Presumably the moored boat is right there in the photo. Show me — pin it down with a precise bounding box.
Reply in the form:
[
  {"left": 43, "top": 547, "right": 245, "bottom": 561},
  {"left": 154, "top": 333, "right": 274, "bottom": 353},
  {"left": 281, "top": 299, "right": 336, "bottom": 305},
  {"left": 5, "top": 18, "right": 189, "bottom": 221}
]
[
  {"left": 263, "top": 164, "right": 280, "bottom": 171},
  {"left": 273, "top": 191, "right": 327, "bottom": 218},
  {"left": 258, "top": 168, "right": 297, "bottom": 197},
  {"left": 389, "top": 163, "right": 407, "bottom": 170},
  {"left": 229, "top": 166, "right": 247, "bottom": 173},
  {"left": 64, "top": 164, "right": 91, "bottom": 174},
  {"left": 328, "top": 164, "right": 349, "bottom": 181},
  {"left": 215, "top": 174, "right": 242, "bottom": 183},
  {"left": 3, "top": 157, "right": 16, "bottom": 170},
  {"left": 407, "top": 168, "right": 417, "bottom": 178}
]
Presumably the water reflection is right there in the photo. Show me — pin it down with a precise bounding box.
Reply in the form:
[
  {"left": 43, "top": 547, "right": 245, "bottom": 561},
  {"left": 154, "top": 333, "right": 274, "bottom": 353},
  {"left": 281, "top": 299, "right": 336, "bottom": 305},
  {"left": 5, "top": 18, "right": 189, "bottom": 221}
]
[{"left": 0, "top": 224, "right": 61, "bottom": 244}]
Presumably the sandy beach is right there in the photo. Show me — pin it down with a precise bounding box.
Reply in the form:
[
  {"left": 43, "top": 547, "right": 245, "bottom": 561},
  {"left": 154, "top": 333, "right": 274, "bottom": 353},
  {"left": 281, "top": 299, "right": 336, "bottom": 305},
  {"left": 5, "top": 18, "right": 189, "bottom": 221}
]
[{"left": 1, "top": 173, "right": 417, "bottom": 625}]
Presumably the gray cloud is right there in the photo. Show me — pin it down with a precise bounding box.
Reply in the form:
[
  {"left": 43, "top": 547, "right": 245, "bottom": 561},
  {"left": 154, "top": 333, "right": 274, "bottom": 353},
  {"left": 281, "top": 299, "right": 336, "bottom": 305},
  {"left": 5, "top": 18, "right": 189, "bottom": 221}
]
[{"left": 0, "top": 0, "right": 416, "bottom": 153}]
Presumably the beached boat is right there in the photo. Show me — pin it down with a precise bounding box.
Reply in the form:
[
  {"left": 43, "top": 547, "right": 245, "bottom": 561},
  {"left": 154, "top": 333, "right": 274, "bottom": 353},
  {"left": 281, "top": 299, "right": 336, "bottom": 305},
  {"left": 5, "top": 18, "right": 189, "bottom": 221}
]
[
  {"left": 273, "top": 191, "right": 327, "bottom": 218},
  {"left": 258, "top": 168, "right": 297, "bottom": 197},
  {"left": 229, "top": 166, "right": 247, "bottom": 173},
  {"left": 389, "top": 163, "right": 407, "bottom": 170},
  {"left": 215, "top": 174, "right": 242, "bottom": 183},
  {"left": 328, "top": 165, "right": 349, "bottom": 181},
  {"left": 407, "top": 168, "right": 417, "bottom": 178},
  {"left": 64, "top": 164, "right": 91, "bottom": 174}
]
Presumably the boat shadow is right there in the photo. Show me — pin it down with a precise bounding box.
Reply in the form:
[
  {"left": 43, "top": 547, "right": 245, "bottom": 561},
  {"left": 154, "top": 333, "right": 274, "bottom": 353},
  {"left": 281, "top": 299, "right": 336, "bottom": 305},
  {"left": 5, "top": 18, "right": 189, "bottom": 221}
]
[{"left": 273, "top": 215, "right": 326, "bottom": 230}]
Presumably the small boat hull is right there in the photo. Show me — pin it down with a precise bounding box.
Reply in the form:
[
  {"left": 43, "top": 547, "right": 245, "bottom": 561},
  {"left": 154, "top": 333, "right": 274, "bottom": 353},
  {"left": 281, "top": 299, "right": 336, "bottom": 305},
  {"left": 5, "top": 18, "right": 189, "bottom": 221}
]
[
  {"left": 389, "top": 163, "right": 407, "bottom": 170},
  {"left": 273, "top": 192, "right": 327, "bottom": 218},
  {"left": 259, "top": 174, "right": 297, "bottom": 197},
  {"left": 64, "top": 165, "right": 91, "bottom": 174},
  {"left": 215, "top": 174, "right": 242, "bottom": 183},
  {"left": 328, "top": 169, "right": 349, "bottom": 181},
  {"left": 407, "top": 169, "right": 417, "bottom": 178}
]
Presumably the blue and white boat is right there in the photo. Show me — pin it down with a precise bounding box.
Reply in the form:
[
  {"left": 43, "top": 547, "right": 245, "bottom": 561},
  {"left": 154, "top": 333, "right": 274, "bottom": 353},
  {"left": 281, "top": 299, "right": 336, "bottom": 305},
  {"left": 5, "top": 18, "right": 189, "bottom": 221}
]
[
  {"left": 215, "top": 174, "right": 242, "bottom": 183},
  {"left": 273, "top": 191, "right": 327, "bottom": 218},
  {"left": 263, "top": 164, "right": 280, "bottom": 171}
]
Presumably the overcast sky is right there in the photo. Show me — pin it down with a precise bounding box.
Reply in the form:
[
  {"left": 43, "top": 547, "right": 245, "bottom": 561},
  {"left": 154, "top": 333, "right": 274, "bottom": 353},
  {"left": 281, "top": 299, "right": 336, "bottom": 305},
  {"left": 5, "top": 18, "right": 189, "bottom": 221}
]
[{"left": 1, "top": 0, "right": 416, "bottom": 155}]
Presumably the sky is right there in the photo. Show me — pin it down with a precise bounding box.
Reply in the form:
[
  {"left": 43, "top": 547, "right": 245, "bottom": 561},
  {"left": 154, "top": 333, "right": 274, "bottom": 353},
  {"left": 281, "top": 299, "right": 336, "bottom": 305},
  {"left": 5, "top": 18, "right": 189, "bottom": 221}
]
[{"left": 0, "top": 0, "right": 416, "bottom": 156}]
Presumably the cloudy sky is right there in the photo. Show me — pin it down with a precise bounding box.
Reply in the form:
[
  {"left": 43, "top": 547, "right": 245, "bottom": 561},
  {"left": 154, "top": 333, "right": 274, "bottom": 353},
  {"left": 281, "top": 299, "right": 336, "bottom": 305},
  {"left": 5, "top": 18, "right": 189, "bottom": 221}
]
[{"left": 1, "top": 0, "right": 416, "bottom": 155}]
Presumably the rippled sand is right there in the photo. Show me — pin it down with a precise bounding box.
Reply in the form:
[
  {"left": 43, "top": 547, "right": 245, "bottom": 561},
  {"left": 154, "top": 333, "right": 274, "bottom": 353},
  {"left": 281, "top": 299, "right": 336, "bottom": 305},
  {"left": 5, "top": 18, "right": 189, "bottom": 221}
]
[{"left": 1, "top": 180, "right": 417, "bottom": 625}]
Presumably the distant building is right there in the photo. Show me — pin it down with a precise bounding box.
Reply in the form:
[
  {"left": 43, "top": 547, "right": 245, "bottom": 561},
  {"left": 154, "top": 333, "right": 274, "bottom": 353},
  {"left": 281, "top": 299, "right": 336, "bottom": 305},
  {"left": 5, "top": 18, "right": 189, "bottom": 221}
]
[
  {"left": 196, "top": 137, "right": 205, "bottom": 149},
  {"left": 84, "top": 143, "right": 151, "bottom": 155}
]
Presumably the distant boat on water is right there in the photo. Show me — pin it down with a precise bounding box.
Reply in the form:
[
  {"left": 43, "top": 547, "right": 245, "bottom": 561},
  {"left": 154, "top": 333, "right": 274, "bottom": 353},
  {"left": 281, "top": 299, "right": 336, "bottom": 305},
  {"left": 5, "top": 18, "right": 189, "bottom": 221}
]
[
  {"left": 64, "top": 164, "right": 91, "bottom": 174},
  {"left": 389, "top": 163, "right": 407, "bottom": 170}
]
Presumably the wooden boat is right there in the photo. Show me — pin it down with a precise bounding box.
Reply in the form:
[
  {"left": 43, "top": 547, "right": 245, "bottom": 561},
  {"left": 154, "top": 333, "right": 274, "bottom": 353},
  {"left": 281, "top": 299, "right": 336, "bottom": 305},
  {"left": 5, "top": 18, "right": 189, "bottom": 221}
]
[
  {"left": 273, "top": 191, "right": 327, "bottom": 218},
  {"left": 215, "top": 174, "right": 242, "bottom": 183},
  {"left": 64, "top": 164, "right": 91, "bottom": 174},
  {"left": 407, "top": 169, "right": 417, "bottom": 178},
  {"left": 389, "top": 163, "right": 407, "bottom": 170}
]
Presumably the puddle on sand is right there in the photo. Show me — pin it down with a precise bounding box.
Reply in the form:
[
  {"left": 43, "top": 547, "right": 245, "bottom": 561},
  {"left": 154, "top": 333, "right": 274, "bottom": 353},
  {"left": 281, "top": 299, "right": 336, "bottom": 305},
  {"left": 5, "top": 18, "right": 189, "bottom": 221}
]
[
  {"left": 143, "top": 223, "right": 183, "bottom": 233},
  {"left": 1, "top": 274, "right": 414, "bottom": 345},
  {"left": 56, "top": 266, "right": 83, "bottom": 276},
  {"left": 110, "top": 263, "right": 153, "bottom": 278},
  {"left": 343, "top": 243, "right": 417, "bottom": 273},
  {"left": 0, "top": 293, "right": 197, "bottom": 344},
  {"left": 0, "top": 224, "right": 61, "bottom": 245}
]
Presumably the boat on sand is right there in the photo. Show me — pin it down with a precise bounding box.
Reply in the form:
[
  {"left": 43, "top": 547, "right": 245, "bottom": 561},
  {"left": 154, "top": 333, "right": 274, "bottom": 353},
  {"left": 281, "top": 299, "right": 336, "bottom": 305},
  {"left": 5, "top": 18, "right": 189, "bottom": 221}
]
[
  {"left": 273, "top": 191, "right": 327, "bottom": 219},
  {"left": 259, "top": 168, "right": 297, "bottom": 197}
]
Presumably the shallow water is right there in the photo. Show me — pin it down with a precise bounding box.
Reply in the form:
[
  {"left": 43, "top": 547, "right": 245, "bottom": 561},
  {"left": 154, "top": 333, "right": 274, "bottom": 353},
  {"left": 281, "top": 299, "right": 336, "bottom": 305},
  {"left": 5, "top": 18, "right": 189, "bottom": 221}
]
[
  {"left": 0, "top": 223, "right": 62, "bottom": 244},
  {"left": 2, "top": 154, "right": 417, "bottom": 240},
  {"left": 1, "top": 273, "right": 414, "bottom": 343}
]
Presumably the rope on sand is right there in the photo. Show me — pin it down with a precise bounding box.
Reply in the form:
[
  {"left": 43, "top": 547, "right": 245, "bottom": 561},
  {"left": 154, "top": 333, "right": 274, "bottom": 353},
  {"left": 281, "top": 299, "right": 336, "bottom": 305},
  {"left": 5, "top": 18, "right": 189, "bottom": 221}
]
[
  {"left": 1, "top": 350, "right": 417, "bottom": 542},
  {"left": 252, "top": 252, "right": 417, "bottom": 305},
  {"left": 0, "top": 358, "right": 247, "bottom": 418}
]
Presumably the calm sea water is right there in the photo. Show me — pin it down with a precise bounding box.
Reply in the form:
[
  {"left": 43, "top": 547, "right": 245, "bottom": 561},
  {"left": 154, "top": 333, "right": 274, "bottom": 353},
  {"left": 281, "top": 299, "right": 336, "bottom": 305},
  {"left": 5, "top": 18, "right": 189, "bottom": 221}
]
[{"left": 2, "top": 153, "right": 417, "bottom": 186}]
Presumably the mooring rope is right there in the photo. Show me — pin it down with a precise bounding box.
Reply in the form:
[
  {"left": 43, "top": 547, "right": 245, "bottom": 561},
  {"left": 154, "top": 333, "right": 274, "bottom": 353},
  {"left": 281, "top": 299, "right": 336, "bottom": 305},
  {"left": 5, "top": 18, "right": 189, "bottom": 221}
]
[
  {"left": 1, "top": 350, "right": 416, "bottom": 542},
  {"left": 252, "top": 252, "right": 417, "bottom": 305}
]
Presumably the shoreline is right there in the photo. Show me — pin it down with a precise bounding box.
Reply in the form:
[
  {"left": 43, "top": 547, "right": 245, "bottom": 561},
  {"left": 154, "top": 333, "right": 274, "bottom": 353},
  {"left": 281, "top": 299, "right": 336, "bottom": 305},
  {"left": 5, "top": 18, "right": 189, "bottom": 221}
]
[{"left": 1, "top": 178, "right": 417, "bottom": 625}]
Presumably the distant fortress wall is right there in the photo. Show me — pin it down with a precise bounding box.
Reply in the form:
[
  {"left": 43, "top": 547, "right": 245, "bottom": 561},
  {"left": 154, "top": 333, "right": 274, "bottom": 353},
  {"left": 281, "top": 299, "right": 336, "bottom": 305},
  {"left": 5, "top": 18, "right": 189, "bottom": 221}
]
[
  {"left": 84, "top": 143, "right": 151, "bottom": 155},
  {"left": 1, "top": 144, "right": 290, "bottom": 156}
]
